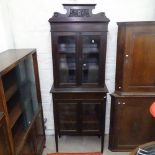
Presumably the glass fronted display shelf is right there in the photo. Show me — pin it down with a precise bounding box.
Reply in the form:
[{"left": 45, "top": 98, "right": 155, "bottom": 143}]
[
  {"left": 82, "top": 36, "right": 99, "bottom": 84},
  {"left": 58, "top": 36, "right": 76, "bottom": 84},
  {"left": 2, "top": 55, "right": 39, "bottom": 152},
  {"left": 57, "top": 35, "right": 100, "bottom": 85}
]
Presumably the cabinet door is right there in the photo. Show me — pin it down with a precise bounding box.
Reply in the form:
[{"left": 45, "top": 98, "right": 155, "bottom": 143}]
[
  {"left": 56, "top": 100, "right": 106, "bottom": 135},
  {"left": 53, "top": 32, "right": 78, "bottom": 87},
  {"left": 109, "top": 96, "right": 155, "bottom": 151},
  {"left": 80, "top": 32, "right": 107, "bottom": 86},
  {"left": 123, "top": 24, "right": 155, "bottom": 92},
  {"left": 81, "top": 101, "right": 105, "bottom": 134},
  {"left": 57, "top": 101, "right": 78, "bottom": 134}
]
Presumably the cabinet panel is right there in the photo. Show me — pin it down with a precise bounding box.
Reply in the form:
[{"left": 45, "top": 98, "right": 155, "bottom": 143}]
[
  {"left": 109, "top": 95, "right": 155, "bottom": 151},
  {"left": 81, "top": 102, "right": 103, "bottom": 133},
  {"left": 116, "top": 23, "right": 155, "bottom": 92},
  {"left": 57, "top": 102, "right": 78, "bottom": 133}
]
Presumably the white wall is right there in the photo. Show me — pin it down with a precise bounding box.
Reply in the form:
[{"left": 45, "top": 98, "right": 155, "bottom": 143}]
[
  {"left": 0, "top": 0, "right": 14, "bottom": 52},
  {"left": 4, "top": 0, "right": 155, "bottom": 134}
]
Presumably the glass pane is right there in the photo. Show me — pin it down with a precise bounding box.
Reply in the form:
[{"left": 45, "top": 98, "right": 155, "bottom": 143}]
[
  {"left": 16, "top": 55, "right": 39, "bottom": 128},
  {"left": 58, "top": 103, "right": 77, "bottom": 131},
  {"left": 82, "top": 36, "right": 99, "bottom": 83},
  {"left": 58, "top": 36, "right": 76, "bottom": 84},
  {"left": 82, "top": 103, "right": 101, "bottom": 131}
]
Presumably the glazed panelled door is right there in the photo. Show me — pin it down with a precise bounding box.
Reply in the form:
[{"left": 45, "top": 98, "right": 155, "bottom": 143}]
[
  {"left": 81, "top": 35, "right": 99, "bottom": 84},
  {"left": 80, "top": 32, "right": 106, "bottom": 86},
  {"left": 123, "top": 25, "right": 155, "bottom": 92},
  {"left": 55, "top": 32, "right": 77, "bottom": 86}
]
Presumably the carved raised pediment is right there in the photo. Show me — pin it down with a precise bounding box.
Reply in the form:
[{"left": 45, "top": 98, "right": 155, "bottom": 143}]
[{"left": 49, "top": 4, "right": 110, "bottom": 23}]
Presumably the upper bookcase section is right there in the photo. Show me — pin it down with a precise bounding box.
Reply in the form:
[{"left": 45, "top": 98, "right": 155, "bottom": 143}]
[{"left": 49, "top": 4, "right": 110, "bottom": 23}]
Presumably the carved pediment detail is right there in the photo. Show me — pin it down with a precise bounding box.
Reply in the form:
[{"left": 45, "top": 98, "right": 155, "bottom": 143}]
[
  {"left": 49, "top": 4, "right": 110, "bottom": 23},
  {"left": 69, "top": 9, "right": 90, "bottom": 17}
]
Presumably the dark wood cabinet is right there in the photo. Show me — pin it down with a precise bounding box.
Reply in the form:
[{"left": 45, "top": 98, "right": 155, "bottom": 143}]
[
  {"left": 0, "top": 113, "right": 12, "bottom": 155},
  {"left": 115, "top": 22, "right": 155, "bottom": 93},
  {"left": 109, "top": 22, "right": 155, "bottom": 151},
  {"left": 0, "top": 49, "right": 45, "bottom": 155},
  {"left": 52, "top": 90, "right": 107, "bottom": 135},
  {"left": 109, "top": 94, "right": 155, "bottom": 151},
  {"left": 49, "top": 4, "right": 109, "bottom": 152}
]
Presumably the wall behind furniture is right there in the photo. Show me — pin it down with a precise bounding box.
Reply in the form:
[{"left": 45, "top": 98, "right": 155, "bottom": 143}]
[
  {"left": 4, "top": 0, "right": 155, "bottom": 134},
  {"left": 0, "top": 0, "right": 14, "bottom": 52}
]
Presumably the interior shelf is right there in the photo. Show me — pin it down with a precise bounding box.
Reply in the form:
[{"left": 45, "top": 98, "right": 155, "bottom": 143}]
[
  {"left": 9, "top": 102, "right": 23, "bottom": 128},
  {"left": 58, "top": 49, "right": 75, "bottom": 54},
  {"left": 5, "top": 82, "right": 18, "bottom": 102}
]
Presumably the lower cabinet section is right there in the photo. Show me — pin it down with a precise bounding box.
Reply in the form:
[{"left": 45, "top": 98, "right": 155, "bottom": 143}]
[
  {"left": 109, "top": 93, "right": 155, "bottom": 151},
  {"left": 52, "top": 89, "right": 108, "bottom": 152},
  {"left": 57, "top": 101, "right": 105, "bottom": 135}
]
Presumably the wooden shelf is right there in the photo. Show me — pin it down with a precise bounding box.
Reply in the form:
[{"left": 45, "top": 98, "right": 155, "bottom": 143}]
[
  {"left": 58, "top": 50, "right": 75, "bottom": 54},
  {"left": 5, "top": 82, "right": 18, "bottom": 102},
  {"left": 9, "top": 102, "right": 23, "bottom": 128}
]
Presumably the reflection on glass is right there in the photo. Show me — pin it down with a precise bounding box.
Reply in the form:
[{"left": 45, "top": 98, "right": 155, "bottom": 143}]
[
  {"left": 16, "top": 55, "right": 39, "bottom": 129},
  {"left": 82, "top": 36, "right": 99, "bottom": 83},
  {"left": 58, "top": 36, "right": 75, "bottom": 53},
  {"left": 58, "top": 36, "right": 76, "bottom": 84}
]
